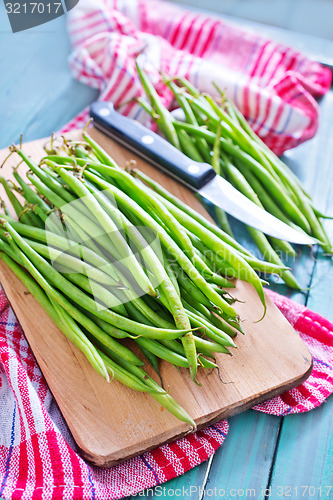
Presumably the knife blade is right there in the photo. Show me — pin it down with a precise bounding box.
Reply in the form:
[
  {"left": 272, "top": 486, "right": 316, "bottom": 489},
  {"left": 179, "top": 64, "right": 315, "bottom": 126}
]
[{"left": 89, "top": 101, "right": 317, "bottom": 245}]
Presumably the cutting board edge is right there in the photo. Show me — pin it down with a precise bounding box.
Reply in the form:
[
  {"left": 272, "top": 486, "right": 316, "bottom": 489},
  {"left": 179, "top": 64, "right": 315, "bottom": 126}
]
[
  {"left": 0, "top": 131, "right": 315, "bottom": 468},
  {"left": 0, "top": 242, "right": 313, "bottom": 468},
  {"left": 75, "top": 355, "right": 313, "bottom": 467}
]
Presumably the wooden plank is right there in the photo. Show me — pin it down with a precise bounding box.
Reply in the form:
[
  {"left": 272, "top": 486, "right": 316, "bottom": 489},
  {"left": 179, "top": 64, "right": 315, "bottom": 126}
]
[
  {"left": 0, "top": 130, "right": 312, "bottom": 467},
  {"left": 193, "top": 251, "right": 314, "bottom": 498},
  {"left": 268, "top": 398, "right": 333, "bottom": 496},
  {"left": 141, "top": 221, "right": 315, "bottom": 499},
  {"left": 205, "top": 412, "right": 281, "bottom": 497},
  {"left": 268, "top": 89, "right": 333, "bottom": 494},
  {"left": 0, "top": 13, "right": 97, "bottom": 149}
]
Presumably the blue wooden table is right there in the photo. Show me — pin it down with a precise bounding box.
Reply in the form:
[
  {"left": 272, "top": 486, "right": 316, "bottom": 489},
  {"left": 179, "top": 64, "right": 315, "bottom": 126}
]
[{"left": 0, "top": 3, "right": 332, "bottom": 499}]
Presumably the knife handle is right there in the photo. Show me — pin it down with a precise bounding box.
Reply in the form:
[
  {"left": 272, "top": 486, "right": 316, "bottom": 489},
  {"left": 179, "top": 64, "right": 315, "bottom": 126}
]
[{"left": 90, "top": 102, "right": 216, "bottom": 190}]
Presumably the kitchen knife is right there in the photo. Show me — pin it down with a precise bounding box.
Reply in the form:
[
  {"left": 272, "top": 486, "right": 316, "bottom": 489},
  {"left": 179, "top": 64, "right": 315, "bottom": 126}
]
[{"left": 90, "top": 101, "right": 317, "bottom": 245}]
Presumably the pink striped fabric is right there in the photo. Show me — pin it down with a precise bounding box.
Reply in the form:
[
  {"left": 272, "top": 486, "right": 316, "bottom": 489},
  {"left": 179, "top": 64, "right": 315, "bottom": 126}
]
[
  {"left": 0, "top": 287, "right": 332, "bottom": 499},
  {"left": 63, "top": 0, "right": 331, "bottom": 155}
]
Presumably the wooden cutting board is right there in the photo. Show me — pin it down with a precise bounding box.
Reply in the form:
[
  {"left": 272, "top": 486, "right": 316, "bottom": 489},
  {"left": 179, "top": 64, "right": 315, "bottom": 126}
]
[{"left": 0, "top": 129, "right": 312, "bottom": 467}]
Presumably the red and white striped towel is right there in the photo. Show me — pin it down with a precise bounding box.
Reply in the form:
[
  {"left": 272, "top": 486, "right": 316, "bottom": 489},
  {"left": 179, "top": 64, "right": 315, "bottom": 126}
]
[
  {"left": 0, "top": 288, "right": 332, "bottom": 499},
  {"left": 63, "top": 0, "right": 331, "bottom": 155}
]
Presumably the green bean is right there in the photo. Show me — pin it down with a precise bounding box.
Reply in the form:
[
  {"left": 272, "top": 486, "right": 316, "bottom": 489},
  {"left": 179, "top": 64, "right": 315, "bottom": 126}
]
[
  {"left": 135, "top": 337, "right": 190, "bottom": 368},
  {"left": 97, "top": 349, "right": 161, "bottom": 393},
  {"left": 124, "top": 300, "right": 154, "bottom": 326},
  {"left": 136, "top": 63, "right": 180, "bottom": 149},
  {"left": 180, "top": 287, "right": 211, "bottom": 317},
  {"left": 118, "top": 287, "right": 175, "bottom": 329},
  {"left": 192, "top": 334, "right": 230, "bottom": 356},
  {"left": 49, "top": 165, "right": 157, "bottom": 296},
  {"left": 176, "top": 268, "right": 214, "bottom": 309},
  {"left": 85, "top": 171, "right": 238, "bottom": 376},
  {"left": 86, "top": 165, "right": 196, "bottom": 261},
  {"left": 50, "top": 298, "right": 110, "bottom": 380},
  {"left": 316, "top": 218, "right": 333, "bottom": 254},
  {"left": 193, "top": 246, "right": 214, "bottom": 271},
  {"left": 62, "top": 217, "right": 109, "bottom": 260},
  {"left": 246, "top": 227, "right": 301, "bottom": 289},
  {"left": 25, "top": 239, "right": 120, "bottom": 287},
  {"left": 84, "top": 311, "right": 129, "bottom": 339},
  {"left": 27, "top": 173, "right": 105, "bottom": 235},
  {"left": 158, "top": 338, "right": 185, "bottom": 356},
  {"left": 203, "top": 310, "right": 238, "bottom": 338},
  {"left": 295, "top": 193, "right": 332, "bottom": 253},
  {"left": 157, "top": 337, "right": 216, "bottom": 367},
  {"left": 221, "top": 154, "right": 300, "bottom": 286},
  {"left": 80, "top": 179, "right": 125, "bottom": 231},
  {"left": 236, "top": 166, "right": 292, "bottom": 225},
  {"left": 230, "top": 164, "right": 296, "bottom": 257},
  {"left": 269, "top": 237, "right": 297, "bottom": 259},
  {"left": 212, "top": 122, "right": 222, "bottom": 175},
  {"left": 0, "top": 216, "right": 127, "bottom": 286},
  {"left": 186, "top": 308, "right": 235, "bottom": 347},
  {"left": 177, "top": 129, "right": 204, "bottom": 162},
  {"left": 0, "top": 236, "right": 24, "bottom": 264},
  {"left": 183, "top": 299, "right": 235, "bottom": 343},
  {"left": 204, "top": 271, "right": 234, "bottom": 288},
  {"left": 142, "top": 293, "right": 174, "bottom": 322},
  {"left": 102, "top": 349, "right": 196, "bottom": 427},
  {"left": 136, "top": 184, "right": 265, "bottom": 311},
  {"left": 242, "top": 256, "right": 289, "bottom": 274},
  {"left": 0, "top": 250, "right": 110, "bottom": 380},
  {"left": 44, "top": 155, "right": 91, "bottom": 167},
  {"left": 13, "top": 172, "right": 50, "bottom": 213},
  {"left": 214, "top": 206, "right": 234, "bottom": 239},
  {"left": 164, "top": 77, "right": 213, "bottom": 163},
  {"left": 64, "top": 272, "right": 127, "bottom": 316},
  {"left": 3, "top": 222, "right": 192, "bottom": 339},
  {"left": 189, "top": 225, "right": 288, "bottom": 277},
  {"left": 6, "top": 236, "right": 146, "bottom": 369},
  {"left": 85, "top": 171, "right": 241, "bottom": 318},
  {"left": 182, "top": 93, "right": 219, "bottom": 123},
  {"left": 219, "top": 93, "right": 307, "bottom": 195},
  {"left": 27, "top": 168, "right": 127, "bottom": 257},
  {"left": 0, "top": 177, "right": 39, "bottom": 227},
  {"left": 12, "top": 172, "right": 57, "bottom": 230},
  {"left": 192, "top": 250, "right": 216, "bottom": 276},
  {"left": 67, "top": 259, "right": 173, "bottom": 328},
  {"left": 197, "top": 356, "right": 218, "bottom": 369},
  {"left": 176, "top": 77, "right": 201, "bottom": 98},
  {"left": 154, "top": 184, "right": 287, "bottom": 274},
  {"left": 16, "top": 149, "right": 76, "bottom": 204},
  {"left": 173, "top": 122, "right": 311, "bottom": 233},
  {"left": 206, "top": 94, "right": 281, "bottom": 181},
  {"left": 136, "top": 342, "right": 161, "bottom": 377},
  {"left": 83, "top": 133, "right": 119, "bottom": 169},
  {"left": 162, "top": 250, "right": 180, "bottom": 295},
  {"left": 108, "top": 203, "right": 192, "bottom": 330},
  {"left": 312, "top": 207, "right": 333, "bottom": 220},
  {"left": 188, "top": 233, "right": 236, "bottom": 277}
]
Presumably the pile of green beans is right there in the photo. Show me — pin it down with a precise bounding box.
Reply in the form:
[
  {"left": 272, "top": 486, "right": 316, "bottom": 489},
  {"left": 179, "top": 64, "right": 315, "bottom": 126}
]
[
  {"left": 0, "top": 132, "right": 286, "bottom": 426},
  {"left": 136, "top": 66, "right": 333, "bottom": 289}
]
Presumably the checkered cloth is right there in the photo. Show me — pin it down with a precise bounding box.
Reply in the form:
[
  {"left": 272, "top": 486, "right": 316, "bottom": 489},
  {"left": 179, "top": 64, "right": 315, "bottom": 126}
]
[
  {"left": 0, "top": 287, "right": 332, "bottom": 499},
  {"left": 1, "top": 1, "right": 332, "bottom": 497},
  {"left": 62, "top": 0, "right": 331, "bottom": 155}
]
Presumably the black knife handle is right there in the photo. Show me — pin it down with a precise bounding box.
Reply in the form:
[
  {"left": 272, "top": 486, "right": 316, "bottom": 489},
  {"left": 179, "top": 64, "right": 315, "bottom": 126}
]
[{"left": 90, "top": 101, "right": 216, "bottom": 190}]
